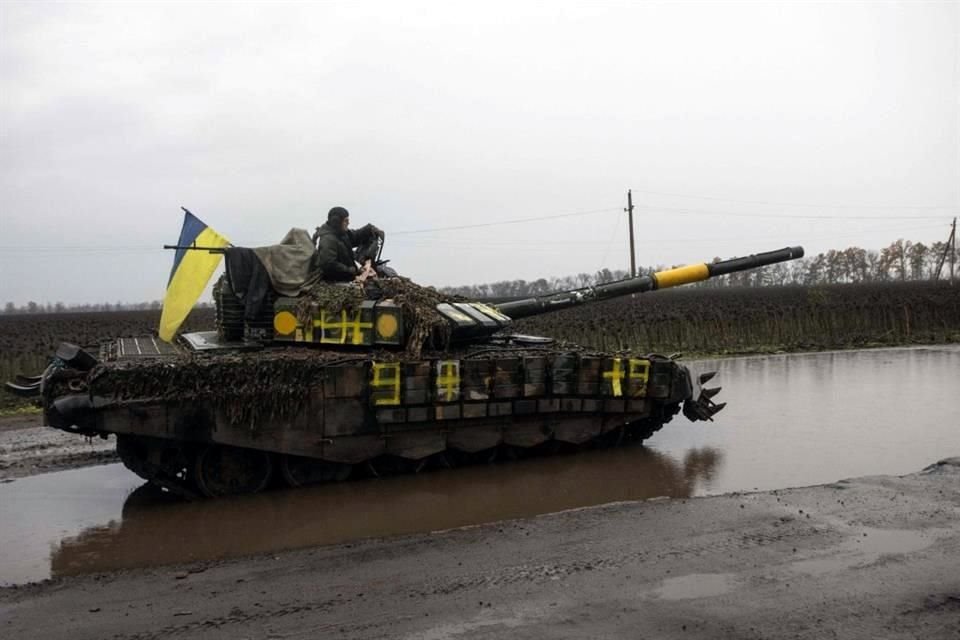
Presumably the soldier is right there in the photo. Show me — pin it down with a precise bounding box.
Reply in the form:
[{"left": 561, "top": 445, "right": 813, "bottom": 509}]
[{"left": 313, "top": 206, "right": 384, "bottom": 283}]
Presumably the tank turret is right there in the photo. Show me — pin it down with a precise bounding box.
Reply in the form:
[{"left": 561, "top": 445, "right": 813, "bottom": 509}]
[{"left": 214, "top": 246, "right": 804, "bottom": 352}]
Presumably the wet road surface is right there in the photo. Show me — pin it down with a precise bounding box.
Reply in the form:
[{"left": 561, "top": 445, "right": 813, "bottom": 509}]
[
  {"left": 4, "top": 458, "right": 959, "bottom": 640},
  {"left": 1, "top": 345, "right": 957, "bottom": 585}
]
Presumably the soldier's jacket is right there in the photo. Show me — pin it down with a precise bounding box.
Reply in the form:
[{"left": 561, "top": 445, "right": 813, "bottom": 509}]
[{"left": 314, "top": 222, "right": 378, "bottom": 281}]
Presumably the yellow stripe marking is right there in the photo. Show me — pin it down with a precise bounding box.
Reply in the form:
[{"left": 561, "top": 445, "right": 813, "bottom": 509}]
[{"left": 653, "top": 263, "right": 710, "bottom": 289}]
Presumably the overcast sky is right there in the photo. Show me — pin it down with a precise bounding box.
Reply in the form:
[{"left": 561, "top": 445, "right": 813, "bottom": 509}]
[{"left": 1, "top": 1, "right": 958, "bottom": 305}]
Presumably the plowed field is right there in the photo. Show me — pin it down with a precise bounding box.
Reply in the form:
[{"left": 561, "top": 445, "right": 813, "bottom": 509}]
[{"left": 3, "top": 281, "right": 959, "bottom": 411}]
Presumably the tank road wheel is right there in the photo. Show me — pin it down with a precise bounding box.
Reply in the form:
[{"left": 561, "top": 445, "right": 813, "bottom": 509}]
[
  {"left": 116, "top": 434, "right": 153, "bottom": 481},
  {"left": 366, "top": 456, "right": 422, "bottom": 478},
  {"left": 193, "top": 445, "right": 274, "bottom": 498},
  {"left": 595, "top": 426, "right": 626, "bottom": 449},
  {"left": 279, "top": 455, "right": 352, "bottom": 488}
]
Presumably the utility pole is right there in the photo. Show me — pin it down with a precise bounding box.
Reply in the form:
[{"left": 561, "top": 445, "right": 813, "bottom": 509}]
[
  {"left": 933, "top": 217, "right": 957, "bottom": 283},
  {"left": 626, "top": 189, "right": 637, "bottom": 278},
  {"left": 951, "top": 217, "right": 957, "bottom": 284}
]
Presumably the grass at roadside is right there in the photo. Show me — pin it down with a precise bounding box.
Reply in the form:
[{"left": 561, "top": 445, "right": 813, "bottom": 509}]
[{"left": 0, "top": 404, "right": 41, "bottom": 417}]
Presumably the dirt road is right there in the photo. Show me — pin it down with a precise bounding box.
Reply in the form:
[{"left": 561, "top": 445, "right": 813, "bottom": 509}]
[
  {"left": 0, "top": 414, "right": 116, "bottom": 481},
  {"left": 2, "top": 453, "right": 958, "bottom": 639}
]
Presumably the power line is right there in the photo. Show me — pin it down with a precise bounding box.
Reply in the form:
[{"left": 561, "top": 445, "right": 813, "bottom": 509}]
[
  {"left": 1, "top": 203, "right": 953, "bottom": 255},
  {"left": 635, "top": 222, "right": 949, "bottom": 249},
  {"left": 391, "top": 206, "right": 621, "bottom": 235},
  {"left": 597, "top": 206, "right": 626, "bottom": 271},
  {"left": 633, "top": 204, "right": 949, "bottom": 220},
  {"left": 630, "top": 188, "right": 958, "bottom": 211}
]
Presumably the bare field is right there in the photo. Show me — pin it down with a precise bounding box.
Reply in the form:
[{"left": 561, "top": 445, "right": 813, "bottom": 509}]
[
  {"left": 0, "top": 309, "right": 213, "bottom": 411},
  {"left": 518, "top": 281, "right": 960, "bottom": 354},
  {"left": 3, "top": 282, "right": 959, "bottom": 412}
]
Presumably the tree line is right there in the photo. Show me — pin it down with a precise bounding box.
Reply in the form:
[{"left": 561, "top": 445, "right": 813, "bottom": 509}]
[
  {"left": 2, "top": 237, "right": 956, "bottom": 313},
  {"left": 1, "top": 300, "right": 214, "bottom": 315},
  {"left": 441, "top": 238, "right": 959, "bottom": 298}
]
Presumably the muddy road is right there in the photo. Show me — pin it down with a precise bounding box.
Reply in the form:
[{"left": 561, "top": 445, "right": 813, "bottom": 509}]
[
  {"left": 0, "top": 414, "right": 115, "bottom": 481},
  {"left": 1, "top": 346, "right": 958, "bottom": 638},
  {"left": 1, "top": 459, "right": 958, "bottom": 639},
  {"left": 2, "top": 345, "right": 958, "bottom": 587}
]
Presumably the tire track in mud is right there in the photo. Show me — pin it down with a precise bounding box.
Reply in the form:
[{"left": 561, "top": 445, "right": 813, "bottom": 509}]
[
  {"left": 406, "top": 519, "right": 832, "bottom": 599},
  {"left": 111, "top": 504, "right": 837, "bottom": 639},
  {"left": 112, "top": 596, "right": 350, "bottom": 640}
]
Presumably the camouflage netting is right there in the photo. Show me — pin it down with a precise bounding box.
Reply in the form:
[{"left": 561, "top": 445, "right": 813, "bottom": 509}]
[
  {"left": 83, "top": 337, "right": 637, "bottom": 428},
  {"left": 295, "top": 276, "right": 465, "bottom": 357},
  {"left": 86, "top": 350, "right": 374, "bottom": 427}
]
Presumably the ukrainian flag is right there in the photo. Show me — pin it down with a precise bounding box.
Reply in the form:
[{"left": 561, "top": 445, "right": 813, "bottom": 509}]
[{"left": 158, "top": 210, "right": 230, "bottom": 342}]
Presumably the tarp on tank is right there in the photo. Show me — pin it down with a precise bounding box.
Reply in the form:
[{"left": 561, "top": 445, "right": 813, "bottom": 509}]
[{"left": 252, "top": 228, "right": 321, "bottom": 297}]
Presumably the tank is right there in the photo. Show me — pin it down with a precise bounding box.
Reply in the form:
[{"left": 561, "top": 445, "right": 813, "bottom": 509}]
[{"left": 6, "top": 243, "right": 803, "bottom": 498}]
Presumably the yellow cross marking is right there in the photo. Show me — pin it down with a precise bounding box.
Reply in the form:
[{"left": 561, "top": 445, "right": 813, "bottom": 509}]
[
  {"left": 436, "top": 360, "right": 460, "bottom": 402},
  {"left": 628, "top": 358, "right": 650, "bottom": 397},
  {"left": 371, "top": 362, "right": 401, "bottom": 406},
  {"left": 603, "top": 358, "right": 625, "bottom": 397},
  {"left": 315, "top": 309, "right": 374, "bottom": 345},
  {"left": 447, "top": 309, "right": 472, "bottom": 323},
  {"left": 473, "top": 302, "right": 510, "bottom": 322}
]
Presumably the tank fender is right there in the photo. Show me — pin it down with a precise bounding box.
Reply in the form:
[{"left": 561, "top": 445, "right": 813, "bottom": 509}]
[
  {"left": 47, "top": 394, "right": 98, "bottom": 434},
  {"left": 53, "top": 343, "right": 98, "bottom": 372}
]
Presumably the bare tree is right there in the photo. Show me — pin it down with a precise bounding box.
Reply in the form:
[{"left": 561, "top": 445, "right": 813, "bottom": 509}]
[{"left": 907, "top": 242, "right": 928, "bottom": 280}]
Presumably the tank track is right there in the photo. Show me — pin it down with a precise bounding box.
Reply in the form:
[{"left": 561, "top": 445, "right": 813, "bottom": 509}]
[
  {"left": 116, "top": 434, "right": 200, "bottom": 501},
  {"left": 114, "top": 411, "right": 674, "bottom": 499}
]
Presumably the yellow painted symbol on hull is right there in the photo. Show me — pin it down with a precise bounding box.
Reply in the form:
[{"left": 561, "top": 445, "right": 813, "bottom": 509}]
[
  {"left": 376, "top": 313, "right": 399, "bottom": 339},
  {"left": 371, "top": 362, "right": 402, "bottom": 406},
  {"left": 315, "top": 309, "right": 373, "bottom": 345},
  {"left": 273, "top": 310, "right": 298, "bottom": 336},
  {"left": 628, "top": 358, "right": 650, "bottom": 397},
  {"left": 603, "top": 359, "right": 625, "bottom": 397},
  {"left": 436, "top": 360, "right": 460, "bottom": 402}
]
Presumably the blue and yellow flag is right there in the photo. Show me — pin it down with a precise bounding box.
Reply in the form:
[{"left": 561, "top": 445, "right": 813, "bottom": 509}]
[{"left": 159, "top": 211, "right": 230, "bottom": 342}]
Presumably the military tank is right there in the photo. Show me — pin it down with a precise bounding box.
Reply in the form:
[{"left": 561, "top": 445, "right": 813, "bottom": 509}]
[{"left": 7, "top": 240, "right": 803, "bottom": 498}]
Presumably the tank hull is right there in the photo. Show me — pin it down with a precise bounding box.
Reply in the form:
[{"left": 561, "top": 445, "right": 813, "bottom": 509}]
[{"left": 39, "top": 335, "right": 717, "bottom": 498}]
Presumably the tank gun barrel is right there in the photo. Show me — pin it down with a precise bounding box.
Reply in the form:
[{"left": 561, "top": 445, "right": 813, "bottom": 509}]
[{"left": 495, "top": 245, "right": 804, "bottom": 320}]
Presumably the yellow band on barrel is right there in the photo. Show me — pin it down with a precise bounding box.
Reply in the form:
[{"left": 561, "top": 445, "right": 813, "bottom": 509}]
[{"left": 653, "top": 263, "right": 710, "bottom": 289}]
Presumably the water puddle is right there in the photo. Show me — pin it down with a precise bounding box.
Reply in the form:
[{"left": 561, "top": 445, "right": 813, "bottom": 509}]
[
  {"left": 0, "top": 444, "right": 720, "bottom": 585},
  {"left": 654, "top": 573, "right": 736, "bottom": 600},
  {"left": 791, "top": 527, "right": 940, "bottom": 575}
]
